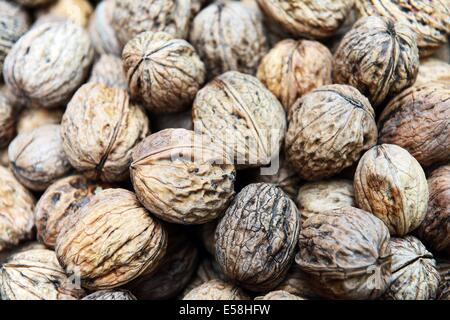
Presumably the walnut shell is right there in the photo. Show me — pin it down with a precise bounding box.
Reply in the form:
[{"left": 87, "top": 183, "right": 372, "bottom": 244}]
[
  {"left": 333, "top": 16, "right": 419, "bottom": 107},
  {"left": 415, "top": 58, "right": 450, "bottom": 86},
  {"left": 354, "top": 144, "right": 429, "bottom": 236},
  {"left": 35, "top": 175, "right": 108, "bottom": 249},
  {"left": 183, "top": 257, "right": 228, "bottom": 296},
  {"left": 0, "top": 166, "right": 35, "bottom": 252},
  {"left": 215, "top": 183, "right": 300, "bottom": 292},
  {"left": 17, "top": 108, "right": 63, "bottom": 134},
  {"left": 55, "top": 188, "right": 168, "bottom": 290},
  {"left": 378, "top": 82, "right": 450, "bottom": 167},
  {"left": 437, "top": 259, "right": 450, "bottom": 300},
  {"left": 0, "top": 88, "right": 16, "bottom": 148},
  {"left": 257, "top": 0, "right": 354, "bottom": 39},
  {"left": 257, "top": 39, "right": 333, "bottom": 111},
  {"left": 82, "top": 289, "right": 136, "bottom": 300},
  {"left": 131, "top": 128, "right": 235, "bottom": 224},
  {"left": 190, "top": 0, "right": 268, "bottom": 78},
  {"left": 88, "top": 0, "right": 121, "bottom": 56},
  {"left": 417, "top": 164, "right": 450, "bottom": 254},
  {"left": 274, "top": 263, "right": 320, "bottom": 300},
  {"left": 0, "top": 241, "right": 46, "bottom": 264},
  {"left": 255, "top": 290, "right": 304, "bottom": 300},
  {"left": 0, "top": 248, "right": 85, "bottom": 300},
  {"left": 8, "top": 124, "right": 72, "bottom": 191},
  {"left": 88, "top": 54, "right": 127, "bottom": 89},
  {"left": 296, "top": 179, "right": 355, "bottom": 222},
  {"left": 285, "top": 84, "right": 377, "bottom": 181},
  {"left": 382, "top": 236, "right": 440, "bottom": 300},
  {"left": 193, "top": 71, "right": 287, "bottom": 169},
  {"left": 356, "top": 0, "right": 450, "bottom": 57},
  {"left": 61, "top": 83, "right": 149, "bottom": 182},
  {"left": 296, "top": 207, "right": 391, "bottom": 300},
  {"left": 3, "top": 21, "right": 94, "bottom": 108},
  {"left": 122, "top": 31, "right": 206, "bottom": 114},
  {"left": 36, "top": 0, "right": 93, "bottom": 28},
  {"left": 183, "top": 279, "right": 249, "bottom": 300}
]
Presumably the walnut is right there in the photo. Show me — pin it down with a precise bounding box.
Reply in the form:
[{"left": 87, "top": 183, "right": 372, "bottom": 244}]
[
  {"left": 183, "top": 279, "right": 249, "bottom": 300},
  {"left": 354, "top": 144, "right": 429, "bottom": 236},
  {"left": 215, "top": 183, "right": 300, "bottom": 292},
  {"left": 190, "top": 0, "right": 269, "bottom": 78},
  {"left": 55, "top": 188, "right": 168, "bottom": 290},
  {"left": 417, "top": 164, "right": 450, "bottom": 255},
  {"left": 61, "top": 83, "right": 149, "bottom": 183},
  {"left": 36, "top": 0, "right": 93, "bottom": 28},
  {"left": 88, "top": 0, "right": 121, "bottom": 56},
  {"left": 88, "top": 54, "right": 127, "bottom": 89},
  {"left": 183, "top": 257, "right": 228, "bottom": 296},
  {"left": 274, "top": 264, "right": 321, "bottom": 300},
  {"left": 296, "top": 207, "right": 391, "bottom": 300},
  {"left": 382, "top": 236, "right": 440, "bottom": 300},
  {"left": 356, "top": 0, "right": 450, "bottom": 57},
  {"left": 82, "top": 289, "right": 136, "bottom": 300},
  {"left": 437, "top": 259, "right": 450, "bottom": 300},
  {"left": 415, "top": 58, "right": 450, "bottom": 86},
  {"left": 35, "top": 175, "right": 108, "bottom": 249},
  {"left": 3, "top": 21, "right": 94, "bottom": 108},
  {"left": 193, "top": 71, "right": 286, "bottom": 169},
  {"left": 122, "top": 31, "right": 206, "bottom": 114},
  {"left": 8, "top": 124, "right": 72, "bottom": 191},
  {"left": 0, "top": 166, "right": 35, "bottom": 252},
  {"left": 285, "top": 84, "right": 377, "bottom": 181},
  {"left": 151, "top": 110, "right": 194, "bottom": 132},
  {"left": 17, "top": 108, "right": 63, "bottom": 134},
  {"left": 255, "top": 290, "right": 304, "bottom": 300},
  {"left": 257, "top": 39, "right": 333, "bottom": 111},
  {"left": 378, "top": 82, "right": 450, "bottom": 167},
  {"left": 256, "top": 0, "right": 354, "bottom": 39},
  {"left": 0, "top": 248, "right": 85, "bottom": 300},
  {"left": 130, "top": 128, "right": 235, "bottom": 224},
  {"left": 296, "top": 179, "right": 355, "bottom": 222},
  {"left": 0, "top": 242, "right": 45, "bottom": 264},
  {"left": 333, "top": 16, "right": 419, "bottom": 107},
  {"left": 0, "top": 87, "right": 16, "bottom": 148}
]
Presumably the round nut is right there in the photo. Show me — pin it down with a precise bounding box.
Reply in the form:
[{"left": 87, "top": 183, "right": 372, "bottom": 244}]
[
  {"left": 17, "top": 108, "right": 63, "bottom": 134},
  {"left": 88, "top": 54, "right": 128, "bottom": 89},
  {"left": 183, "top": 279, "right": 249, "bottom": 300},
  {"left": 82, "top": 289, "right": 136, "bottom": 300},
  {"left": 255, "top": 290, "right": 304, "bottom": 300},
  {"left": 415, "top": 58, "right": 450, "bottom": 86},
  {"left": 88, "top": 0, "right": 121, "bottom": 56}
]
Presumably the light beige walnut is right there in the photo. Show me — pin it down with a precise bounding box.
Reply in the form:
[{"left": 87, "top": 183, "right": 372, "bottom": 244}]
[
  {"left": 183, "top": 280, "right": 249, "bottom": 300},
  {"left": 17, "top": 108, "right": 63, "bottom": 134}
]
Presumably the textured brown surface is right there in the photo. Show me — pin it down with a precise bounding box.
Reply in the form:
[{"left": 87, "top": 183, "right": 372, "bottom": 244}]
[
  {"left": 415, "top": 58, "right": 450, "bottom": 86},
  {"left": 378, "top": 82, "right": 450, "bottom": 167},
  {"left": 88, "top": 0, "right": 121, "bottom": 56},
  {"left": 382, "top": 236, "right": 440, "bottom": 300},
  {"left": 55, "top": 188, "right": 167, "bottom": 290},
  {"left": 61, "top": 83, "right": 149, "bottom": 182},
  {"left": 333, "top": 16, "right": 419, "bottom": 107},
  {"left": 285, "top": 84, "right": 377, "bottom": 181},
  {"left": 274, "top": 263, "right": 320, "bottom": 299},
  {"left": 17, "top": 108, "right": 63, "bottom": 134},
  {"left": 183, "top": 279, "right": 249, "bottom": 300},
  {"left": 123, "top": 31, "right": 206, "bottom": 114},
  {"left": 82, "top": 289, "right": 136, "bottom": 300},
  {"left": 255, "top": 290, "right": 304, "bottom": 300},
  {"left": 193, "top": 71, "right": 286, "bottom": 169},
  {"left": 183, "top": 257, "right": 228, "bottom": 296},
  {"left": 131, "top": 128, "right": 235, "bottom": 224},
  {"left": 354, "top": 144, "right": 428, "bottom": 236},
  {"left": 0, "top": 88, "right": 16, "bottom": 148},
  {"left": 3, "top": 21, "right": 94, "bottom": 108},
  {"left": 88, "top": 54, "right": 128, "bottom": 89},
  {"left": 0, "top": 242, "right": 45, "bottom": 264},
  {"left": 215, "top": 183, "right": 300, "bottom": 292},
  {"left": 36, "top": 0, "right": 93, "bottom": 28},
  {"left": 437, "top": 259, "right": 450, "bottom": 300},
  {"left": 190, "top": 0, "right": 268, "bottom": 78},
  {"left": 296, "top": 207, "right": 391, "bottom": 300}
]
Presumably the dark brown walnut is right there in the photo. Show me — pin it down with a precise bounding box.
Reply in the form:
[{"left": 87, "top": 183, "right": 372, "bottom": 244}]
[
  {"left": 13, "top": 0, "right": 56, "bottom": 7},
  {"left": 8, "top": 124, "right": 72, "bottom": 191},
  {"left": 151, "top": 110, "right": 193, "bottom": 132},
  {"left": 257, "top": 39, "right": 333, "bottom": 111},
  {"left": 0, "top": 242, "right": 45, "bottom": 264},
  {"left": 285, "top": 84, "right": 377, "bottom": 181},
  {"left": 255, "top": 290, "right": 304, "bottom": 300},
  {"left": 417, "top": 164, "right": 450, "bottom": 254},
  {"left": 0, "top": 166, "right": 35, "bottom": 252},
  {"left": 257, "top": 0, "right": 354, "bottom": 39},
  {"left": 0, "top": 248, "right": 85, "bottom": 300},
  {"left": 275, "top": 263, "right": 320, "bottom": 299},
  {"left": 88, "top": 54, "right": 128, "bottom": 89},
  {"left": 356, "top": 0, "right": 450, "bottom": 57},
  {"left": 61, "top": 83, "right": 149, "bottom": 182},
  {"left": 35, "top": 175, "right": 108, "bottom": 249},
  {"left": 437, "top": 259, "right": 450, "bottom": 300},
  {"left": 215, "top": 183, "right": 300, "bottom": 292},
  {"left": 382, "top": 236, "right": 440, "bottom": 300},
  {"left": 183, "top": 279, "right": 249, "bottom": 300},
  {"left": 296, "top": 207, "right": 391, "bottom": 300},
  {"left": 55, "top": 188, "right": 168, "bottom": 290},
  {"left": 193, "top": 71, "right": 286, "bottom": 169},
  {"left": 378, "top": 82, "right": 450, "bottom": 167},
  {"left": 17, "top": 108, "right": 63, "bottom": 134},
  {"left": 415, "top": 58, "right": 450, "bottom": 86},
  {"left": 333, "top": 16, "right": 419, "bottom": 107},
  {"left": 296, "top": 179, "right": 355, "bottom": 222},
  {"left": 35, "top": 0, "right": 93, "bottom": 28},
  {"left": 354, "top": 144, "right": 429, "bottom": 236},
  {"left": 131, "top": 128, "right": 235, "bottom": 224},
  {"left": 122, "top": 31, "right": 206, "bottom": 114},
  {"left": 88, "top": 0, "right": 121, "bottom": 56},
  {"left": 0, "top": 88, "right": 16, "bottom": 148},
  {"left": 190, "top": 1, "right": 268, "bottom": 78},
  {"left": 3, "top": 21, "right": 94, "bottom": 108},
  {"left": 82, "top": 289, "right": 136, "bottom": 301}
]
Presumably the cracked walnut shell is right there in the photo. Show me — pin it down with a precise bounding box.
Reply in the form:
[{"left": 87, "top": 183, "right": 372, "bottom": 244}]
[{"left": 183, "top": 279, "right": 249, "bottom": 300}]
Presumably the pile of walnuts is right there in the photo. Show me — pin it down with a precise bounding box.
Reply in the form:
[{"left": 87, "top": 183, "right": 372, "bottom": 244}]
[{"left": 0, "top": 0, "right": 449, "bottom": 301}]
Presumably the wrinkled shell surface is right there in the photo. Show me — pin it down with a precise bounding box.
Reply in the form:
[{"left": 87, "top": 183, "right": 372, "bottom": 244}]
[
  {"left": 437, "top": 259, "right": 450, "bottom": 300},
  {"left": 88, "top": 54, "right": 127, "bottom": 89},
  {"left": 0, "top": 242, "right": 46, "bottom": 264},
  {"left": 296, "top": 207, "right": 391, "bottom": 300},
  {"left": 17, "top": 108, "right": 63, "bottom": 134},
  {"left": 333, "top": 16, "right": 419, "bottom": 107},
  {"left": 183, "top": 257, "right": 228, "bottom": 295},
  {"left": 378, "top": 82, "right": 450, "bottom": 167},
  {"left": 131, "top": 128, "right": 235, "bottom": 224},
  {"left": 61, "top": 83, "right": 149, "bottom": 182},
  {"left": 56, "top": 188, "right": 167, "bottom": 290},
  {"left": 193, "top": 71, "right": 286, "bottom": 169},
  {"left": 215, "top": 183, "right": 300, "bottom": 292},
  {"left": 123, "top": 31, "right": 206, "bottom": 114},
  {"left": 354, "top": 144, "right": 429, "bottom": 236},
  {"left": 82, "top": 289, "right": 136, "bottom": 300},
  {"left": 274, "top": 263, "right": 320, "bottom": 299},
  {"left": 0, "top": 89, "right": 16, "bottom": 148},
  {"left": 37, "top": 0, "right": 93, "bottom": 28},
  {"left": 3, "top": 21, "right": 94, "bottom": 108},
  {"left": 183, "top": 279, "right": 248, "bottom": 300},
  {"left": 255, "top": 290, "right": 304, "bottom": 300},
  {"left": 88, "top": 0, "right": 121, "bottom": 56},
  {"left": 285, "top": 84, "right": 377, "bottom": 181},
  {"left": 415, "top": 58, "right": 450, "bottom": 86}
]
